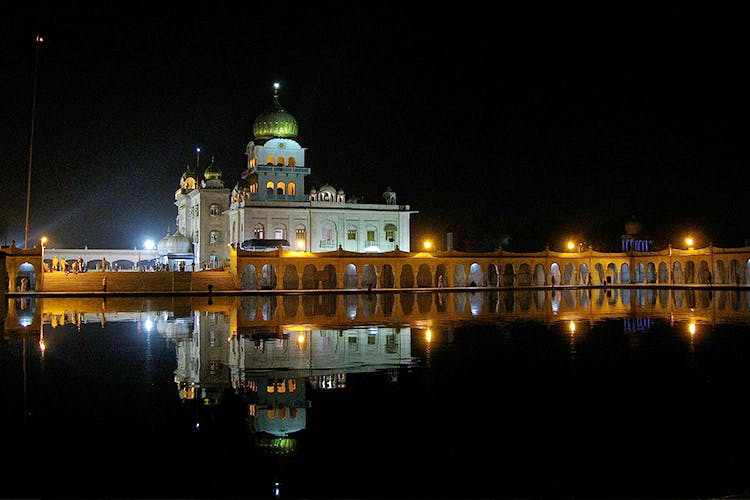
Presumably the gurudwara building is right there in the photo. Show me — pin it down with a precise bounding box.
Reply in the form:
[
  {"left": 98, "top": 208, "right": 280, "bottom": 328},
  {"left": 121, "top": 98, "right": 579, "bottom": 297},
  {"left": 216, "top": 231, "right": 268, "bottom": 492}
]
[{"left": 174, "top": 83, "right": 414, "bottom": 269}]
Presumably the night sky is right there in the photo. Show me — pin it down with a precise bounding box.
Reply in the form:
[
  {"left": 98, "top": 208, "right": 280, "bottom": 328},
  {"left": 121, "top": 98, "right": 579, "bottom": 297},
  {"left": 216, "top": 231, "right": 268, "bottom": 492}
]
[{"left": 2, "top": 3, "right": 749, "bottom": 252}]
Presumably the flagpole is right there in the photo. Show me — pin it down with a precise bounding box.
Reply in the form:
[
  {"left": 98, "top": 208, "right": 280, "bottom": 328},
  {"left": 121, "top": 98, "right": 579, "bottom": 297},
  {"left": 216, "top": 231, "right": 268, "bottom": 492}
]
[{"left": 24, "top": 34, "right": 43, "bottom": 249}]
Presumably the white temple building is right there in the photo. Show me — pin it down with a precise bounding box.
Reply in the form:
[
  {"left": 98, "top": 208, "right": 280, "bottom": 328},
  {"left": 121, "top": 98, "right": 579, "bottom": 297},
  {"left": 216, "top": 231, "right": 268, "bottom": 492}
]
[{"left": 172, "top": 83, "right": 415, "bottom": 269}]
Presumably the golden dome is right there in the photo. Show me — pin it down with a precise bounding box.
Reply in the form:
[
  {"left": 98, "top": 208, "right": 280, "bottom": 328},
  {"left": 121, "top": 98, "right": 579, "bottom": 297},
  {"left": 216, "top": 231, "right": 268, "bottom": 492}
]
[
  {"left": 203, "top": 156, "right": 222, "bottom": 181},
  {"left": 253, "top": 83, "right": 298, "bottom": 140}
]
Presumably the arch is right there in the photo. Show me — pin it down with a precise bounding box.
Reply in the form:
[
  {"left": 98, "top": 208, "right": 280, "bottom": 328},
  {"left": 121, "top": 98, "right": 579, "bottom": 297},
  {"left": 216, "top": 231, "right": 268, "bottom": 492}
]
[
  {"left": 634, "top": 263, "right": 645, "bottom": 283},
  {"left": 500, "top": 263, "right": 514, "bottom": 286},
  {"left": 415, "top": 264, "right": 432, "bottom": 287},
  {"left": 288, "top": 182, "right": 296, "bottom": 195},
  {"left": 619, "top": 263, "right": 630, "bottom": 284},
  {"left": 685, "top": 261, "right": 696, "bottom": 284},
  {"left": 266, "top": 181, "right": 274, "bottom": 195},
  {"left": 343, "top": 263, "right": 359, "bottom": 288},
  {"left": 322, "top": 264, "right": 337, "bottom": 289},
  {"left": 645, "top": 262, "right": 656, "bottom": 283},
  {"left": 698, "top": 260, "right": 711, "bottom": 284},
  {"left": 276, "top": 182, "right": 286, "bottom": 195},
  {"left": 549, "top": 263, "right": 561, "bottom": 286},
  {"left": 715, "top": 260, "right": 727, "bottom": 284},
  {"left": 562, "top": 263, "right": 575, "bottom": 284},
  {"left": 276, "top": 156, "right": 285, "bottom": 166},
  {"left": 673, "top": 262, "right": 684, "bottom": 284},
  {"left": 16, "top": 262, "right": 38, "bottom": 291},
  {"left": 658, "top": 262, "right": 669, "bottom": 283},
  {"left": 254, "top": 223, "right": 265, "bottom": 239},
  {"left": 595, "top": 263, "right": 605, "bottom": 284},
  {"left": 453, "top": 264, "right": 467, "bottom": 287},
  {"left": 435, "top": 264, "right": 448, "bottom": 288},
  {"left": 302, "top": 264, "right": 317, "bottom": 289},
  {"left": 518, "top": 263, "right": 532, "bottom": 286},
  {"left": 288, "top": 157, "right": 296, "bottom": 167},
  {"left": 400, "top": 264, "right": 415, "bottom": 288},
  {"left": 606, "top": 263, "right": 617, "bottom": 284},
  {"left": 362, "top": 264, "right": 378, "bottom": 289},
  {"left": 241, "top": 264, "right": 258, "bottom": 290},
  {"left": 282, "top": 265, "right": 299, "bottom": 290},
  {"left": 579, "top": 263, "right": 590, "bottom": 285},
  {"left": 534, "top": 263, "right": 546, "bottom": 285},
  {"left": 468, "top": 263, "right": 482, "bottom": 287},
  {"left": 730, "top": 259, "right": 742, "bottom": 284},
  {"left": 261, "top": 264, "right": 277, "bottom": 290},
  {"left": 381, "top": 264, "right": 395, "bottom": 288}
]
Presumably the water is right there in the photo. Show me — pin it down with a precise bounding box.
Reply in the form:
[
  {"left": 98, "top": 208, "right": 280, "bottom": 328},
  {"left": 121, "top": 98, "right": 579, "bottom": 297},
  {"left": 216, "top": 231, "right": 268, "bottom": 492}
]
[{"left": 2, "top": 289, "right": 750, "bottom": 499}]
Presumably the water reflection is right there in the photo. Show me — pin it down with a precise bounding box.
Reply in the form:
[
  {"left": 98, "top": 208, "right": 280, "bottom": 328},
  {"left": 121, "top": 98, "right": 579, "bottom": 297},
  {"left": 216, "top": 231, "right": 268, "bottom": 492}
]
[{"left": 4, "top": 289, "right": 750, "bottom": 498}]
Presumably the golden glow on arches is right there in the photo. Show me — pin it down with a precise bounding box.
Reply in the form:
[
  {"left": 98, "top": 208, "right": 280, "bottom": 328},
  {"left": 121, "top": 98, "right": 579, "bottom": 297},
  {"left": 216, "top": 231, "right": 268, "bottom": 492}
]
[
  {"left": 288, "top": 182, "right": 296, "bottom": 195},
  {"left": 277, "top": 182, "right": 285, "bottom": 195},
  {"left": 266, "top": 181, "right": 274, "bottom": 190}
]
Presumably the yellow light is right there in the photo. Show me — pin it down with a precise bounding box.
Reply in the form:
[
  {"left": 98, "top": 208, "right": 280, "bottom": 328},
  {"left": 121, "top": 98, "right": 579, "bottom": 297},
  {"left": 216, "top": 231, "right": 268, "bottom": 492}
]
[
  {"left": 39, "top": 341, "right": 46, "bottom": 351},
  {"left": 425, "top": 329, "right": 432, "bottom": 343},
  {"left": 297, "top": 334, "right": 306, "bottom": 345},
  {"left": 567, "top": 241, "right": 575, "bottom": 251},
  {"left": 689, "top": 322, "right": 696, "bottom": 335},
  {"left": 568, "top": 321, "right": 576, "bottom": 333},
  {"left": 40, "top": 236, "right": 48, "bottom": 245},
  {"left": 685, "top": 237, "right": 694, "bottom": 248},
  {"left": 296, "top": 239, "right": 305, "bottom": 250},
  {"left": 423, "top": 240, "right": 432, "bottom": 250}
]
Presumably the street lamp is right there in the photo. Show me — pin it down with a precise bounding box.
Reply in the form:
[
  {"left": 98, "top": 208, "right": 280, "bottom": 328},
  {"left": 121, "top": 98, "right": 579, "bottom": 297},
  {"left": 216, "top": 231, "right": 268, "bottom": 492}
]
[
  {"left": 423, "top": 240, "right": 432, "bottom": 251},
  {"left": 567, "top": 241, "right": 576, "bottom": 251},
  {"left": 40, "top": 235, "right": 48, "bottom": 272},
  {"left": 685, "top": 236, "right": 695, "bottom": 250}
]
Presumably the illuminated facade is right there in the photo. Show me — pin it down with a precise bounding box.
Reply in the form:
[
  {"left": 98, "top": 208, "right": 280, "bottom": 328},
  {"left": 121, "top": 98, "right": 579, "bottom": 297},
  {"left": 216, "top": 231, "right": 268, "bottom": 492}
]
[
  {"left": 172, "top": 83, "right": 414, "bottom": 268},
  {"left": 226, "top": 84, "right": 414, "bottom": 253}
]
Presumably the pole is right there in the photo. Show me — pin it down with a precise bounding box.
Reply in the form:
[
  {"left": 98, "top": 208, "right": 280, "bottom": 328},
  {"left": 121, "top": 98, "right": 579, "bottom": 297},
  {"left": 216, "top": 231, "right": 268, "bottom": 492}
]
[{"left": 24, "top": 35, "right": 43, "bottom": 249}]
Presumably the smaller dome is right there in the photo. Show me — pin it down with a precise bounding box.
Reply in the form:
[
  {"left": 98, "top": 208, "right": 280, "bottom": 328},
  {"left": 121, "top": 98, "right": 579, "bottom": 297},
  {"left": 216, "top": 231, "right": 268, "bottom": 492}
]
[
  {"left": 156, "top": 228, "right": 171, "bottom": 254},
  {"left": 625, "top": 215, "right": 642, "bottom": 235},
  {"left": 180, "top": 164, "right": 196, "bottom": 183},
  {"left": 167, "top": 230, "right": 192, "bottom": 254},
  {"left": 203, "top": 156, "right": 222, "bottom": 181}
]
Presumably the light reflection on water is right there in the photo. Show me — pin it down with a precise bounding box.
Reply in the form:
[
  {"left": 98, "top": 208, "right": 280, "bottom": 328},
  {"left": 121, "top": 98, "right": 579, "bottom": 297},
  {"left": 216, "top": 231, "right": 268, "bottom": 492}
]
[{"left": 3, "top": 289, "right": 750, "bottom": 499}]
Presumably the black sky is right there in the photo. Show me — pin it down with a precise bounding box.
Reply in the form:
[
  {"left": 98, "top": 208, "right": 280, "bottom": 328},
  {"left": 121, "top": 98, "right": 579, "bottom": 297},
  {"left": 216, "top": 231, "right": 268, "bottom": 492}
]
[{"left": 2, "top": 3, "right": 750, "bottom": 252}]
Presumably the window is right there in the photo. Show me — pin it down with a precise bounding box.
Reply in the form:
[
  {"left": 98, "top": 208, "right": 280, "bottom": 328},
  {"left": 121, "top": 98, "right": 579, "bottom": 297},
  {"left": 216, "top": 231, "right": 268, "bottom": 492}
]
[
  {"left": 209, "top": 230, "right": 219, "bottom": 244},
  {"left": 254, "top": 225, "right": 264, "bottom": 239},
  {"left": 385, "top": 223, "right": 396, "bottom": 242},
  {"left": 210, "top": 204, "right": 221, "bottom": 216},
  {"left": 266, "top": 181, "right": 274, "bottom": 195},
  {"left": 366, "top": 230, "right": 376, "bottom": 243},
  {"left": 288, "top": 157, "right": 296, "bottom": 167},
  {"left": 347, "top": 229, "right": 357, "bottom": 240},
  {"left": 274, "top": 228, "right": 285, "bottom": 239},
  {"left": 276, "top": 182, "right": 285, "bottom": 195},
  {"left": 288, "top": 182, "right": 296, "bottom": 195},
  {"left": 265, "top": 156, "right": 274, "bottom": 165}
]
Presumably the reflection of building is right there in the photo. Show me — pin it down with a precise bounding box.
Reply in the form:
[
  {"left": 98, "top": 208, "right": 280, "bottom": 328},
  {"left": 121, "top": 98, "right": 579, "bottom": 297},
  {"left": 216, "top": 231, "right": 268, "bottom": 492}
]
[{"left": 164, "top": 303, "right": 415, "bottom": 440}]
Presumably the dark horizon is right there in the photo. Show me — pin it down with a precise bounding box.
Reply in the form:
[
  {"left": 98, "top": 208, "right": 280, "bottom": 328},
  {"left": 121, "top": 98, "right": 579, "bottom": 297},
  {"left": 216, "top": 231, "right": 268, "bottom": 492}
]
[{"left": 2, "top": 4, "right": 750, "bottom": 252}]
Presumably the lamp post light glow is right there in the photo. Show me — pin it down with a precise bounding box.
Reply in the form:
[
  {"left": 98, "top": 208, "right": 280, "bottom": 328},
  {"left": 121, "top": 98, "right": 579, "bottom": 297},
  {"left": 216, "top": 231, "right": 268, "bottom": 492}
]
[
  {"left": 423, "top": 240, "right": 432, "bottom": 251},
  {"left": 144, "top": 239, "right": 155, "bottom": 250},
  {"left": 296, "top": 239, "right": 305, "bottom": 251},
  {"left": 567, "top": 241, "right": 576, "bottom": 251},
  {"left": 685, "top": 237, "right": 694, "bottom": 250}
]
